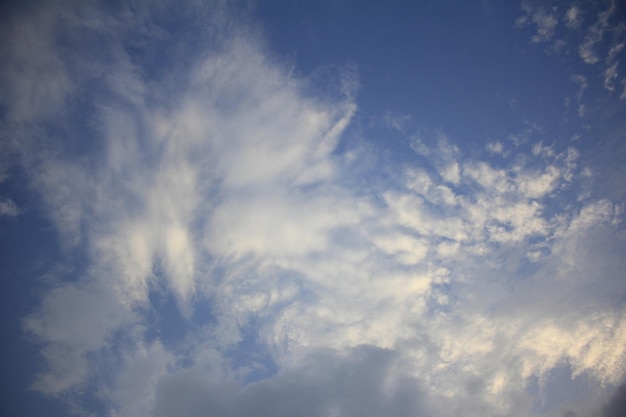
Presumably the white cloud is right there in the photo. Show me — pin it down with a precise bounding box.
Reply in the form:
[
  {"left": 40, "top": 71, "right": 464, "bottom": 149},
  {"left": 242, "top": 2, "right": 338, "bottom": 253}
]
[
  {"left": 518, "top": 0, "right": 625, "bottom": 119},
  {"left": 500, "top": 200, "right": 626, "bottom": 386},
  {"left": 517, "top": 2, "right": 559, "bottom": 44},
  {"left": 0, "top": 7, "right": 71, "bottom": 122},
  {"left": 579, "top": 41, "right": 600, "bottom": 64},
  {"left": 105, "top": 341, "right": 175, "bottom": 417},
  {"left": 570, "top": 74, "right": 588, "bottom": 118},
  {"left": 487, "top": 141, "right": 504, "bottom": 155},
  {"left": 517, "top": 165, "right": 561, "bottom": 198},
  {"left": 578, "top": 1, "right": 617, "bottom": 65},
  {"left": 532, "top": 10, "right": 558, "bottom": 43},
  {"left": 383, "top": 110, "right": 412, "bottom": 132},
  {"left": 604, "top": 62, "right": 619, "bottom": 91},
  {"left": 23, "top": 281, "right": 135, "bottom": 393},
  {"left": 0, "top": 197, "right": 18, "bottom": 216},
  {"left": 440, "top": 162, "right": 461, "bottom": 185},
  {"left": 370, "top": 232, "right": 429, "bottom": 265},
  {"left": 464, "top": 162, "right": 511, "bottom": 193},
  {"left": 565, "top": 5, "right": 580, "bottom": 29},
  {"left": 608, "top": 42, "right": 625, "bottom": 61}
]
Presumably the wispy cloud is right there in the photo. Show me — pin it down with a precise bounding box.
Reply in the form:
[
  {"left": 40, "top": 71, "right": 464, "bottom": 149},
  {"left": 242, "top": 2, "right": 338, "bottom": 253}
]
[
  {"left": 517, "top": 0, "right": 626, "bottom": 109},
  {"left": 565, "top": 5, "right": 581, "bottom": 29},
  {"left": 604, "top": 62, "right": 619, "bottom": 91},
  {"left": 579, "top": 1, "right": 616, "bottom": 64},
  {"left": 516, "top": 2, "right": 555, "bottom": 42},
  {"left": 0, "top": 6, "right": 71, "bottom": 123},
  {"left": 0, "top": 197, "right": 19, "bottom": 216},
  {"left": 383, "top": 110, "right": 412, "bottom": 132}
]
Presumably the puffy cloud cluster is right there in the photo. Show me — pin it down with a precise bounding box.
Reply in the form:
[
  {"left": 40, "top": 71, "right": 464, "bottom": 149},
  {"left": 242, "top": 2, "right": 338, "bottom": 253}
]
[{"left": 1, "top": 1, "right": 625, "bottom": 417}]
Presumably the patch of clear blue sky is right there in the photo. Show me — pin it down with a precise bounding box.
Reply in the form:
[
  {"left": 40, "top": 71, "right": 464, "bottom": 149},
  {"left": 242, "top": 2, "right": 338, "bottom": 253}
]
[
  {"left": 256, "top": 0, "right": 572, "bottom": 152},
  {"left": 0, "top": 208, "right": 73, "bottom": 416}
]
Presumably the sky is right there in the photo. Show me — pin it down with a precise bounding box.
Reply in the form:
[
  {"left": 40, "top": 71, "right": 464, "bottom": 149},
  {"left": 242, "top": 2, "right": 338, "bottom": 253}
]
[{"left": 1, "top": 0, "right": 626, "bottom": 416}]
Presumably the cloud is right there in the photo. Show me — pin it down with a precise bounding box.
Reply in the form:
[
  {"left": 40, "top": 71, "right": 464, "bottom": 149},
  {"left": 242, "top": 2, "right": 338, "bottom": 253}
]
[
  {"left": 22, "top": 280, "right": 136, "bottom": 394},
  {"left": 517, "top": 0, "right": 626, "bottom": 112},
  {"left": 0, "top": 6, "right": 71, "bottom": 123},
  {"left": 565, "top": 5, "right": 581, "bottom": 29},
  {"left": 570, "top": 74, "right": 588, "bottom": 117},
  {"left": 2, "top": 1, "right": 625, "bottom": 417},
  {"left": 532, "top": 11, "right": 558, "bottom": 43},
  {"left": 0, "top": 197, "right": 19, "bottom": 216},
  {"left": 608, "top": 43, "right": 625, "bottom": 61},
  {"left": 604, "top": 62, "right": 619, "bottom": 91},
  {"left": 383, "top": 110, "right": 412, "bottom": 132},
  {"left": 153, "top": 346, "right": 431, "bottom": 417},
  {"left": 564, "top": 383, "right": 626, "bottom": 417},
  {"left": 517, "top": 0, "right": 624, "bottom": 67},
  {"left": 579, "top": 1, "right": 617, "bottom": 64},
  {"left": 516, "top": 2, "right": 558, "bottom": 43},
  {"left": 104, "top": 341, "right": 175, "bottom": 417},
  {"left": 487, "top": 141, "right": 504, "bottom": 155}
]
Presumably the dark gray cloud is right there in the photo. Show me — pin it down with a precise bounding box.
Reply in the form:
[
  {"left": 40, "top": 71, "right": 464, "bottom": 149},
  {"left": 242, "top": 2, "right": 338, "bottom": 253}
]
[
  {"left": 602, "top": 383, "right": 626, "bottom": 417},
  {"left": 560, "top": 382, "right": 626, "bottom": 417},
  {"left": 153, "top": 346, "right": 429, "bottom": 417}
]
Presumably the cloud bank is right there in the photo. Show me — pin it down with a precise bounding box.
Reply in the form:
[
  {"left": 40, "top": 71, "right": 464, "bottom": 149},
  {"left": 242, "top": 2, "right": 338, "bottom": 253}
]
[{"left": 1, "top": 1, "right": 625, "bottom": 417}]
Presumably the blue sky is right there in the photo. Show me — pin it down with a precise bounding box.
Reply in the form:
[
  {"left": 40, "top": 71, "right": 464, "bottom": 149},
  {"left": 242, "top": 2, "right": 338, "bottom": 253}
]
[{"left": 1, "top": 1, "right": 626, "bottom": 416}]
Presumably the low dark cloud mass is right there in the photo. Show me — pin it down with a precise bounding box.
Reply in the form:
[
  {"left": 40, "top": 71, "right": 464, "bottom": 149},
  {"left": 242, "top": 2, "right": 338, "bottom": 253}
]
[
  {"left": 154, "top": 346, "right": 427, "bottom": 417},
  {"left": 602, "top": 383, "right": 626, "bottom": 417},
  {"left": 562, "top": 382, "right": 626, "bottom": 417}
]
